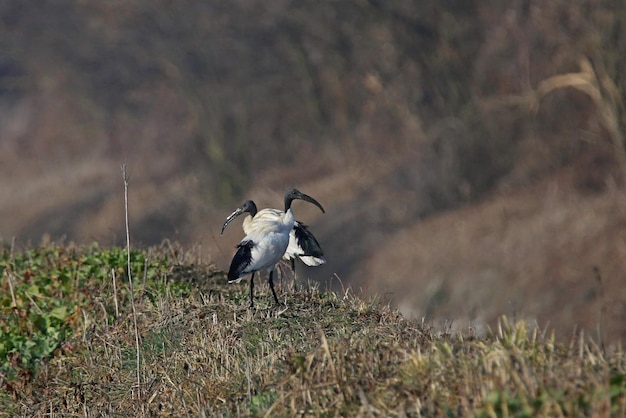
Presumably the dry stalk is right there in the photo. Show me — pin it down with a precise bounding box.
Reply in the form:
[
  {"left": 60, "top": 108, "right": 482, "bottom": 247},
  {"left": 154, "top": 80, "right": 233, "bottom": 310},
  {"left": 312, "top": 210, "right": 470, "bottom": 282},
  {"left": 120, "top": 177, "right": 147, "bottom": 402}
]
[
  {"left": 318, "top": 327, "right": 345, "bottom": 402},
  {"left": 111, "top": 268, "right": 119, "bottom": 319},
  {"left": 5, "top": 270, "right": 17, "bottom": 308},
  {"left": 533, "top": 57, "right": 626, "bottom": 172},
  {"left": 139, "top": 258, "right": 148, "bottom": 305},
  {"left": 480, "top": 56, "right": 626, "bottom": 176},
  {"left": 592, "top": 266, "right": 606, "bottom": 353},
  {"left": 121, "top": 163, "right": 143, "bottom": 403}
]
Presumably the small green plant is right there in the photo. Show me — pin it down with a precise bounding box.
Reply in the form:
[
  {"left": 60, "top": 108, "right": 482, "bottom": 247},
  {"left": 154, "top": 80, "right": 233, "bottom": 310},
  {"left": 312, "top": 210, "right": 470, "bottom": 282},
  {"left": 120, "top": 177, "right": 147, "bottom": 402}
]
[
  {"left": 0, "top": 244, "right": 173, "bottom": 383},
  {"left": 609, "top": 373, "right": 626, "bottom": 416},
  {"left": 249, "top": 388, "right": 278, "bottom": 416}
]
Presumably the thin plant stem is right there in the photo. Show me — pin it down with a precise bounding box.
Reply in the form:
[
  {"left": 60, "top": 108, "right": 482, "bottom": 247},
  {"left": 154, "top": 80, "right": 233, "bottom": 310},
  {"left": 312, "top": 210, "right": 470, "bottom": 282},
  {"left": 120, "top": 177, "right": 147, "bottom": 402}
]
[
  {"left": 121, "top": 163, "right": 142, "bottom": 402},
  {"left": 111, "top": 268, "right": 119, "bottom": 319}
]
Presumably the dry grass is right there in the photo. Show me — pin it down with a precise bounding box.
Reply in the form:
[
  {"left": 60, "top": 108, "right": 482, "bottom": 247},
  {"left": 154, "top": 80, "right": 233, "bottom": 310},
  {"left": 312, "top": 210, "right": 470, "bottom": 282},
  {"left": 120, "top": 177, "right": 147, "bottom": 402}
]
[
  {"left": 1, "top": 244, "right": 625, "bottom": 417},
  {"left": 533, "top": 58, "right": 626, "bottom": 172}
]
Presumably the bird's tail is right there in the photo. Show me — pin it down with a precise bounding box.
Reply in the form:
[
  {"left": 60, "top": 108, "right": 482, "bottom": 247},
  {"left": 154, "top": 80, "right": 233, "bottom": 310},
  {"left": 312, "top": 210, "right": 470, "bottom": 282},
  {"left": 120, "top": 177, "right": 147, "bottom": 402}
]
[{"left": 298, "top": 255, "right": 326, "bottom": 267}]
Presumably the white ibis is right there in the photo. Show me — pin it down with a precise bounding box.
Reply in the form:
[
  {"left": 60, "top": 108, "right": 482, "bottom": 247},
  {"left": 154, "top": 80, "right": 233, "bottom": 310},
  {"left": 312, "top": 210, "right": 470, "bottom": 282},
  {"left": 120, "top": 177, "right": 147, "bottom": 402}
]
[
  {"left": 221, "top": 200, "right": 326, "bottom": 274},
  {"left": 224, "top": 189, "right": 325, "bottom": 307}
]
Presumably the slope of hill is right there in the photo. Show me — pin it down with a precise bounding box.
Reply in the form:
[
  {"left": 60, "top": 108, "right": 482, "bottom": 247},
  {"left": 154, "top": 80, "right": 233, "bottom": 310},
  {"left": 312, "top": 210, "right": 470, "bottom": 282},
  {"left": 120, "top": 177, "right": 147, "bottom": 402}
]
[{"left": 1, "top": 245, "right": 625, "bottom": 416}]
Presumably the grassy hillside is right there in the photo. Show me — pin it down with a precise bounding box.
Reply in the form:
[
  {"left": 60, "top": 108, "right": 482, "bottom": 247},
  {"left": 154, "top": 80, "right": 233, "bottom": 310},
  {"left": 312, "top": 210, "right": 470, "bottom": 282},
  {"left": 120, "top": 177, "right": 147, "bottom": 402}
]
[
  {"left": 1, "top": 244, "right": 625, "bottom": 416},
  {"left": 2, "top": 0, "right": 626, "bottom": 345}
]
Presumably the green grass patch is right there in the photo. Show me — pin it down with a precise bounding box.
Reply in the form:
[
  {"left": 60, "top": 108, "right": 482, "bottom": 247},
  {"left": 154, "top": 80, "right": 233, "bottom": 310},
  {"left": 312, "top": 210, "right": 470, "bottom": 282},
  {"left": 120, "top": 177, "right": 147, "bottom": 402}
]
[{"left": 0, "top": 244, "right": 177, "bottom": 382}]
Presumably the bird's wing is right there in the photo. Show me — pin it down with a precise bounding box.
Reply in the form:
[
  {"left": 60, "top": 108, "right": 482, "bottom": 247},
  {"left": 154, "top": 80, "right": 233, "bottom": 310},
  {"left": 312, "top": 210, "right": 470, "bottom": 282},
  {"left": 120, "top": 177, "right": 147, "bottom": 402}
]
[
  {"left": 291, "top": 221, "right": 324, "bottom": 258},
  {"left": 227, "top": 240, "right": 254, "bottom": 282}
]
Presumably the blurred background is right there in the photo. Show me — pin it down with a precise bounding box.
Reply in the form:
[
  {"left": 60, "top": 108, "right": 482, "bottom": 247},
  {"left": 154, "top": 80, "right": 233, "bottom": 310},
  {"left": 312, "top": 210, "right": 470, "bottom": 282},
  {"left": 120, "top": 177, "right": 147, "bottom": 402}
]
[{"left": 1, "top": 0, "right": 626, "bottom": 342}]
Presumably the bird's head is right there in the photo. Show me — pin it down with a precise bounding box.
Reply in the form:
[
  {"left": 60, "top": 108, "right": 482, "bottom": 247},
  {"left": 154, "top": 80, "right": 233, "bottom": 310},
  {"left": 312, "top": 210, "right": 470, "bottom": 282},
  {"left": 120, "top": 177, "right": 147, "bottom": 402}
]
[
  {"left": 220, "top": 200, "right": 258, "bottom": 234},
  {"left": 284, "top": 188, "right": 325, "bottom": 213}
]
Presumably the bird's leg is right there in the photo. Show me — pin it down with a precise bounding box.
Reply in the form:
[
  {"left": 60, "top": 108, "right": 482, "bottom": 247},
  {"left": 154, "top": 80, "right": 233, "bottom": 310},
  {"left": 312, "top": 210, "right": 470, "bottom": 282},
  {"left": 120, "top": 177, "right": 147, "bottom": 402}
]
[
  {"left": 291, "top": 258, "right": 298, "bottom": 292},
  {"left": 249, "top": 272, "right": 255, "bottom": 308},
  {"left": 268, "top": 269, "right": 280, "bottom": 305}
]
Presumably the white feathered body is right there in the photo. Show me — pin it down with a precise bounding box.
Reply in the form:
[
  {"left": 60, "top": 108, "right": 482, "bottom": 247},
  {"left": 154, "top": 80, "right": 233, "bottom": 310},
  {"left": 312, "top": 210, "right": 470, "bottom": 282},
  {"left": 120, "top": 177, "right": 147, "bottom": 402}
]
[
  {"left": 241, "top": 208, "right": 326, "bottom": 266},
  {"left": 227, "top": 208, "right": 294, "bottom": 283}
]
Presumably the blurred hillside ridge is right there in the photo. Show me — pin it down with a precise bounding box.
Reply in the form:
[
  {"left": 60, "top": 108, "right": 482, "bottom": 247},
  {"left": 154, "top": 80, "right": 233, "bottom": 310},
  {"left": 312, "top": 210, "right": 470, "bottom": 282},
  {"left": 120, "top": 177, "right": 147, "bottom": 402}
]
[{"left": 1, "top": 1, "right": 626, "bottom": 342}]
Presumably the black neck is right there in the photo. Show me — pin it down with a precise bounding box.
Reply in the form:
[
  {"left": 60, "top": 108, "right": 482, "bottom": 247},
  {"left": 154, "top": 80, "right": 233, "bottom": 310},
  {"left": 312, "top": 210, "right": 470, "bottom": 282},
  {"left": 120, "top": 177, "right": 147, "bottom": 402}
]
[
  {"left": 248, "top": 201, "right": 258, "bottom": 217},
  {"left": 284, "top": 196, "right": 294, "bottom": 212}
]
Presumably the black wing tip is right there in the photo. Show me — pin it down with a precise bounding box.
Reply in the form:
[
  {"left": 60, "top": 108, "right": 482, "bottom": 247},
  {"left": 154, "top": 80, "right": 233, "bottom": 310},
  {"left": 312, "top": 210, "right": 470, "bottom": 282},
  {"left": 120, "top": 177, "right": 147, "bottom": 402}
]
[
  {"left": 293, "top": 223, "right": 324, "bottom": 257},
  {"left": 228, "top": 240, "right": 254, "bottom": 280}
]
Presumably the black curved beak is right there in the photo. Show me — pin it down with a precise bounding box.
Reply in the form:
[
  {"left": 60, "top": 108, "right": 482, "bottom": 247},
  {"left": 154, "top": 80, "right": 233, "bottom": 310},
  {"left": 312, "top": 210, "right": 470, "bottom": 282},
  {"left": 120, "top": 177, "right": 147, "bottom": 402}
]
[
  {"left": 299, "top": 193, "right": 325, "bottom": 214},
  {"left": 221, "top": 200, "right": 257, "bottom": 235},
  {"left": 287, "top": 189, "right": 325, "bottom": 213},
  {"left": 220, "top": 207, "right": 244, "bottom": 235}
]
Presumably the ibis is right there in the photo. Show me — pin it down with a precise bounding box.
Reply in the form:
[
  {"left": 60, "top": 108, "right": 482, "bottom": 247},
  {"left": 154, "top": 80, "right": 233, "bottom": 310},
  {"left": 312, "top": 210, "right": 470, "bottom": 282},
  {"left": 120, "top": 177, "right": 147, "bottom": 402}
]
[
  {"left": 221, "top": 200, "right": 326, "bottom": 274},
  {"left": 224, "top": 189, "right": 325, "bottom": 307}
]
